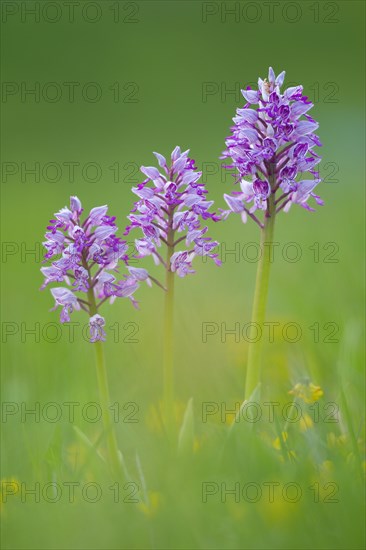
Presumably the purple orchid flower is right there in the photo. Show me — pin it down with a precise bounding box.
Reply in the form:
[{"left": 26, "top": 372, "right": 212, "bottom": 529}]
[
  {"left": 89, "top": 314, "right": 106, "bottom": 343},
  {"left": 221, "top": 67, "right": 323, "bottom": 225},
  {"left": 41, "top": 196, "right": 145, "bottom": 342},
  {"left": 125, "top": 147, "right": 221, "bottom": 281}
]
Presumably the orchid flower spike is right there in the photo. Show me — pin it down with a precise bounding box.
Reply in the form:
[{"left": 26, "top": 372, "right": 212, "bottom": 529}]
[
  {"left": 125, "top": 147, "right": 221, "bottom": 280},
  {"left": 41, "top": 196, "right": 147, "bottom": 342},
  {"left": 221, "top": 67, "right": 323, "bottom": 226}
]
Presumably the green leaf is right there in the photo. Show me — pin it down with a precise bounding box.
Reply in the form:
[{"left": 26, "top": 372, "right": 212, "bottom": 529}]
[
  {"left": 228, "top": 382, "right": 262, "bottom": 434},
  {"left": 72, "top": 425, "right": 106, "bottom": 466},
  {"left": 178, "top": 397, "right": 194, "bottom": 455}
]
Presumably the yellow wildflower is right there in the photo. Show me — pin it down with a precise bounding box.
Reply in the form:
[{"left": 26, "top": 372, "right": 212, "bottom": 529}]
[
  {"left": 299, "top": 413, "right": 314, "bottom": 432},
  {"left": 289, "top": 381, "right": 324, "bottom": 403},
  {"left": 327, "top": 432, "right": 347, "bottom": 449},
  {"left": 272, "top": 431, "right": 288, "bottom": 451},
  {"left": 137, "top": 491, "right": 161, "bottom": 518}
]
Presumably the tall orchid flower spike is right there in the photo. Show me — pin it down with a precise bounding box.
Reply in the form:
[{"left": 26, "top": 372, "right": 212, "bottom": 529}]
[
  {"left": 221, "top": 68, "right": 323, "bottom": 400},
  {"left": 41, "top": 196, "right": 145, "bottom": 478},
  {"left": 125, "top": 147, "right": 221, "bottom": 439}
]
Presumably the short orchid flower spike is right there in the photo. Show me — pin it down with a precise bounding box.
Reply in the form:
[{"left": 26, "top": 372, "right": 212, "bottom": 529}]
[
  {"left": 221, "top": 67, "right": 323, "bottom": 226},
  {"left": 41, "top": 196, "right": 147, "bottom": 342}
]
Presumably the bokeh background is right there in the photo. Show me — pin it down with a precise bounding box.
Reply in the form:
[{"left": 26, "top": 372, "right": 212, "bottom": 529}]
[{"left": 1, "top": 1, "right": 365, "bottom": 548}]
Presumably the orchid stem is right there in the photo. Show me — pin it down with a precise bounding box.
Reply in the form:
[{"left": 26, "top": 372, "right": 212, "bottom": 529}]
[
  {"left": 87, "top": 286, "right": 123, "bottom": 479},
  {"left": 244, "top": 190, "right": 276, "bottom": 401},
  {"left": 163, "top": 210, "right": 175, "bottom": 441}
]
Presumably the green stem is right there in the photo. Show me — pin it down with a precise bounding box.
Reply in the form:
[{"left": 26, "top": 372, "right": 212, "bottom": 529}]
[
  {"left": 283, "top": 397, "right": 298, "bottom": 433},
  {"left": 244, "top": 191, "right": 276, "bottom": 401},
  {"left": 163, "top": 211, "right": 175, "bottom": 440},
  {"left": 340, "top": 387, "right": 363, "bottom": 479},
  {"left": 87, "top": 286, "right": 123, "bottom": 479}
]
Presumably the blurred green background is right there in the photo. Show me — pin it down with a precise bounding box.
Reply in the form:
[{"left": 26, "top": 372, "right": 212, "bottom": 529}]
[{"left": 1, "top": 1, "right": 365, "bottom": 548}]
